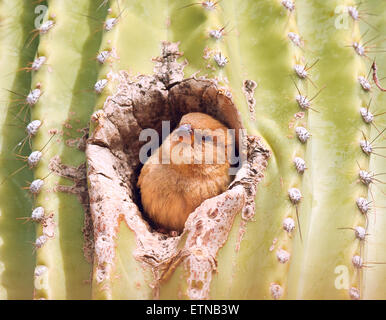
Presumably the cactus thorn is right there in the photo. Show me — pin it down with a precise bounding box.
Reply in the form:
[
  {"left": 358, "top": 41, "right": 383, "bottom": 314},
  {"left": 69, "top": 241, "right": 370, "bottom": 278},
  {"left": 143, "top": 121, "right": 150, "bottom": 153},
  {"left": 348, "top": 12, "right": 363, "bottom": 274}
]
[{"left": 371, "top": 60, "right": 386, "bottom": 92}]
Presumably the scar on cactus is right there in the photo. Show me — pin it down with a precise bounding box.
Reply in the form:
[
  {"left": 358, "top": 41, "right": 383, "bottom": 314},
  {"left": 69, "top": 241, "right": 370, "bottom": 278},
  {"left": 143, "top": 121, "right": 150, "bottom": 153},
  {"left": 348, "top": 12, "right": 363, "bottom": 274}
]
[
  {"left": 79, "top": 42, "right": 270, "bottom": 298},
  {"left": 242, "top": 79, "right": 258, "bottom": 121},
  {"left": 371, "top": 60, "right": 386, "bottom": 92},
  {"left": 49, "top": 156, "right": 93, "bottom": 263}
]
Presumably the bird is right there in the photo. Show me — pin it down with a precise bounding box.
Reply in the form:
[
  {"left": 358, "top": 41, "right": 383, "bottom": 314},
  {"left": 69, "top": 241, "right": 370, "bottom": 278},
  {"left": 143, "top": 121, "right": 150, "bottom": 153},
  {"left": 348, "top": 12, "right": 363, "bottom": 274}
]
[{"left": 137, "top": 112, "right": 234, "bottom": 233}]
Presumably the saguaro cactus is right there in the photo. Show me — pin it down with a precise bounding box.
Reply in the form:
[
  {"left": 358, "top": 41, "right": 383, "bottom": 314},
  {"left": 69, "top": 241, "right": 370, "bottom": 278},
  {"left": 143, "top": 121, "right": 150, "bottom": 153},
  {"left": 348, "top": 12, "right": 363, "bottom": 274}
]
[{"left": 0, "top": 0, "right": 384, "bottom": 300}]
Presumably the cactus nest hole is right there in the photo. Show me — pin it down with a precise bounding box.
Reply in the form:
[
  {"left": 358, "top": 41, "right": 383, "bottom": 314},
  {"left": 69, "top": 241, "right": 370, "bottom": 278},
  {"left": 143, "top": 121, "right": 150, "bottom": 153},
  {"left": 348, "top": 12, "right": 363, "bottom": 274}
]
[{"left": 84, "top": 42, "right": 270, "bottom": 298}]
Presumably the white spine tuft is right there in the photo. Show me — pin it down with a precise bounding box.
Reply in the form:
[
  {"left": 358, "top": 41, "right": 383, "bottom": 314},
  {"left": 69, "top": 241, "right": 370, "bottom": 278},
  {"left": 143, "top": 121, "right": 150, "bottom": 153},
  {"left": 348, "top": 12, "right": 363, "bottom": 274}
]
[
  {"left": 35, "top": 235, "right": 47, "bottom": 249},
  {"left": 30, "top": 179, "right": 44, "bottom": 194},
  {"left": 296, "top": 95, "right": 311, "bottom": 110},
  {"left": 270, "top": 283, "right": 283, "bottom": 300},
  {"left": 288, "top": 188, "right": 302, "bottom": 204},
  {"left": 26, "top": 120, "right": 42, "bottom": 136},
  {"left": 283, "top": 217, "right": 296, "bottom": 233},
  {"left": 97, "top": 50, "right": 110, "bottom": 64},
  {"left": 31, "top": 56, "right": 47, "bottom": 71},
  {"left": 293, "top": 157, "right": 306, "bottom": 174},
  {"left": 209, "top": 29, "right": 223, "bottom": 40},
  {"left": 295, "top": 126, "right": 310, "bottom": 143},
  {"left": 27, "top": 151, "right": 42, "bottom": 168},
  {"left": 202, "top": 1, "right": 217, "bottom": 10},
  {"left": 358, "top": 76, "right": 371, "bottom": 91},
  {"left": 94, "top": 79, "right": 108, "bottom": 94},
  {"left": 31, "top": 207, "right": 45, "bottom": 222},
  {"left": 39, "top": 20, "right": 54, "bottom": 34},
  {"left": 356, "top": 197, "right": 370, "bottom": 214},
  {"left": 276, "top": 249, "right": 291, "bottom": 264},
  {"left": 294, "top": 64, "right": 307, "bottom": 79},
  {"left": 349, "top": 287, "right": 360, "bottom": 300},
  {"left": 281, "top": 0, "right": 295, "bottom": 11},
  {"left": 360, "top": 140, "right": 372, "bottom": 155},
  {"left": 352, "top": 255, "right": 363, "bottom": 269},
  {"left": 288, "top": 32, "right": 302, "bottom": 47},
  {"left": 34, "top": 265, "right": 48, "bottom": 277},
  {"left": 26, "top": 89, "right": 41, "bottom": 106},
  {"left": 347, "top": 6, "right": 359, "bottom": 20},
  {"left": 359, "top": 170, "right": 372, "bottom": 185},
  {"left": 360, "top": 107, "right": 373, "bottom": 123},
  {"left": 214, "top": 53, "right": 228, "bottom": 67},
  {"left": 353, "top": 42, "right": 365, "bottom": 56},
  {"left": 354, "top": 226, "right": 366, "bottom": 241},
  {"left": 105, "top": 18, "right": 117, "bottom": 31}
]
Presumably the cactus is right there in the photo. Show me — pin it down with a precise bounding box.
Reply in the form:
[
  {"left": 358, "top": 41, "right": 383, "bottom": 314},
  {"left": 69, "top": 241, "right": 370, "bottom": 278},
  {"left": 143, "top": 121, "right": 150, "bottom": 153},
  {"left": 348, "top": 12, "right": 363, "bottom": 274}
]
[{"left": 0, "top": 0, "right": 385, "bottom": 300}]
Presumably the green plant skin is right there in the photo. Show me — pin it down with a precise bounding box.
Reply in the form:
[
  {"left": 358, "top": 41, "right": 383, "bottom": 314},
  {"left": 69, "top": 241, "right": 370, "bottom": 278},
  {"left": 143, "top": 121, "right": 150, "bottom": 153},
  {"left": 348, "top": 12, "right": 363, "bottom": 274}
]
[
  {"left": 0, "top": 0, "right": 39, "bottom": 299},
  {"left": 286, "top": 0, "right": 384, "bottom": 300},
  {"left": 93, "top": 0, "right": 169, "bottom": 112},
  {"left": 30, "top": 0, "right": 106, "bottom": 300},
  {"left": 0, "top": 0, "right": 384, "bottom": 300}
]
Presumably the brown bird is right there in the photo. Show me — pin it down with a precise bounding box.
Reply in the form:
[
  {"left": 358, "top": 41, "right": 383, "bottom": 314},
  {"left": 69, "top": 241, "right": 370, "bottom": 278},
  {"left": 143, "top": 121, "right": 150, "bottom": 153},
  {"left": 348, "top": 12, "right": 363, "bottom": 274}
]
[{"left": 137, "top": 112, "right": 234, "bottom": 232}]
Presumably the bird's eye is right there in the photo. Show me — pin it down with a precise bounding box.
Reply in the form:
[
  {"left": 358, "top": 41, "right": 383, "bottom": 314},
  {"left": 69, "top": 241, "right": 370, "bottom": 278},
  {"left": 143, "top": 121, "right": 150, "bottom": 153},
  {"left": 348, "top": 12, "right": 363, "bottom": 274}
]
[{"left": 202, "top": 134, "right": 213, "bottom": 142}]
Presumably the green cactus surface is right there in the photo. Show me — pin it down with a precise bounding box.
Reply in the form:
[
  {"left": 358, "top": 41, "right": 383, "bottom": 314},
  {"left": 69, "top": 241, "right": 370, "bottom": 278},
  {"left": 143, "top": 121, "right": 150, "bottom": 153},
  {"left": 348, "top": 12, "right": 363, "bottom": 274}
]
[{"left": 0, "top": 0, "right": 384, "bottom": 300}]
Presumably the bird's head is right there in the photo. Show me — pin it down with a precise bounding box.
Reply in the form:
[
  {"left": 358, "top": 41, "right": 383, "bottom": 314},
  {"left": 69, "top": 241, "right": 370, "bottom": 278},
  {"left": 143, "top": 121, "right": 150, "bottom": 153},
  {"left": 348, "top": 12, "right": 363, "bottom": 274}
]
[{"left": 161, "top": 112, "right": 234, "bottom": 172}]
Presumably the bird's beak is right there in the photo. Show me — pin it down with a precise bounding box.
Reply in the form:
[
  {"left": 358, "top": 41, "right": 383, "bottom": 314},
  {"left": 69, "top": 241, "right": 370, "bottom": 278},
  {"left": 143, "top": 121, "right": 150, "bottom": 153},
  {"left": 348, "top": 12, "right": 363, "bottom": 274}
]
[{"left": 175, "top": 124, "right": 194, "bottom": 144}]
